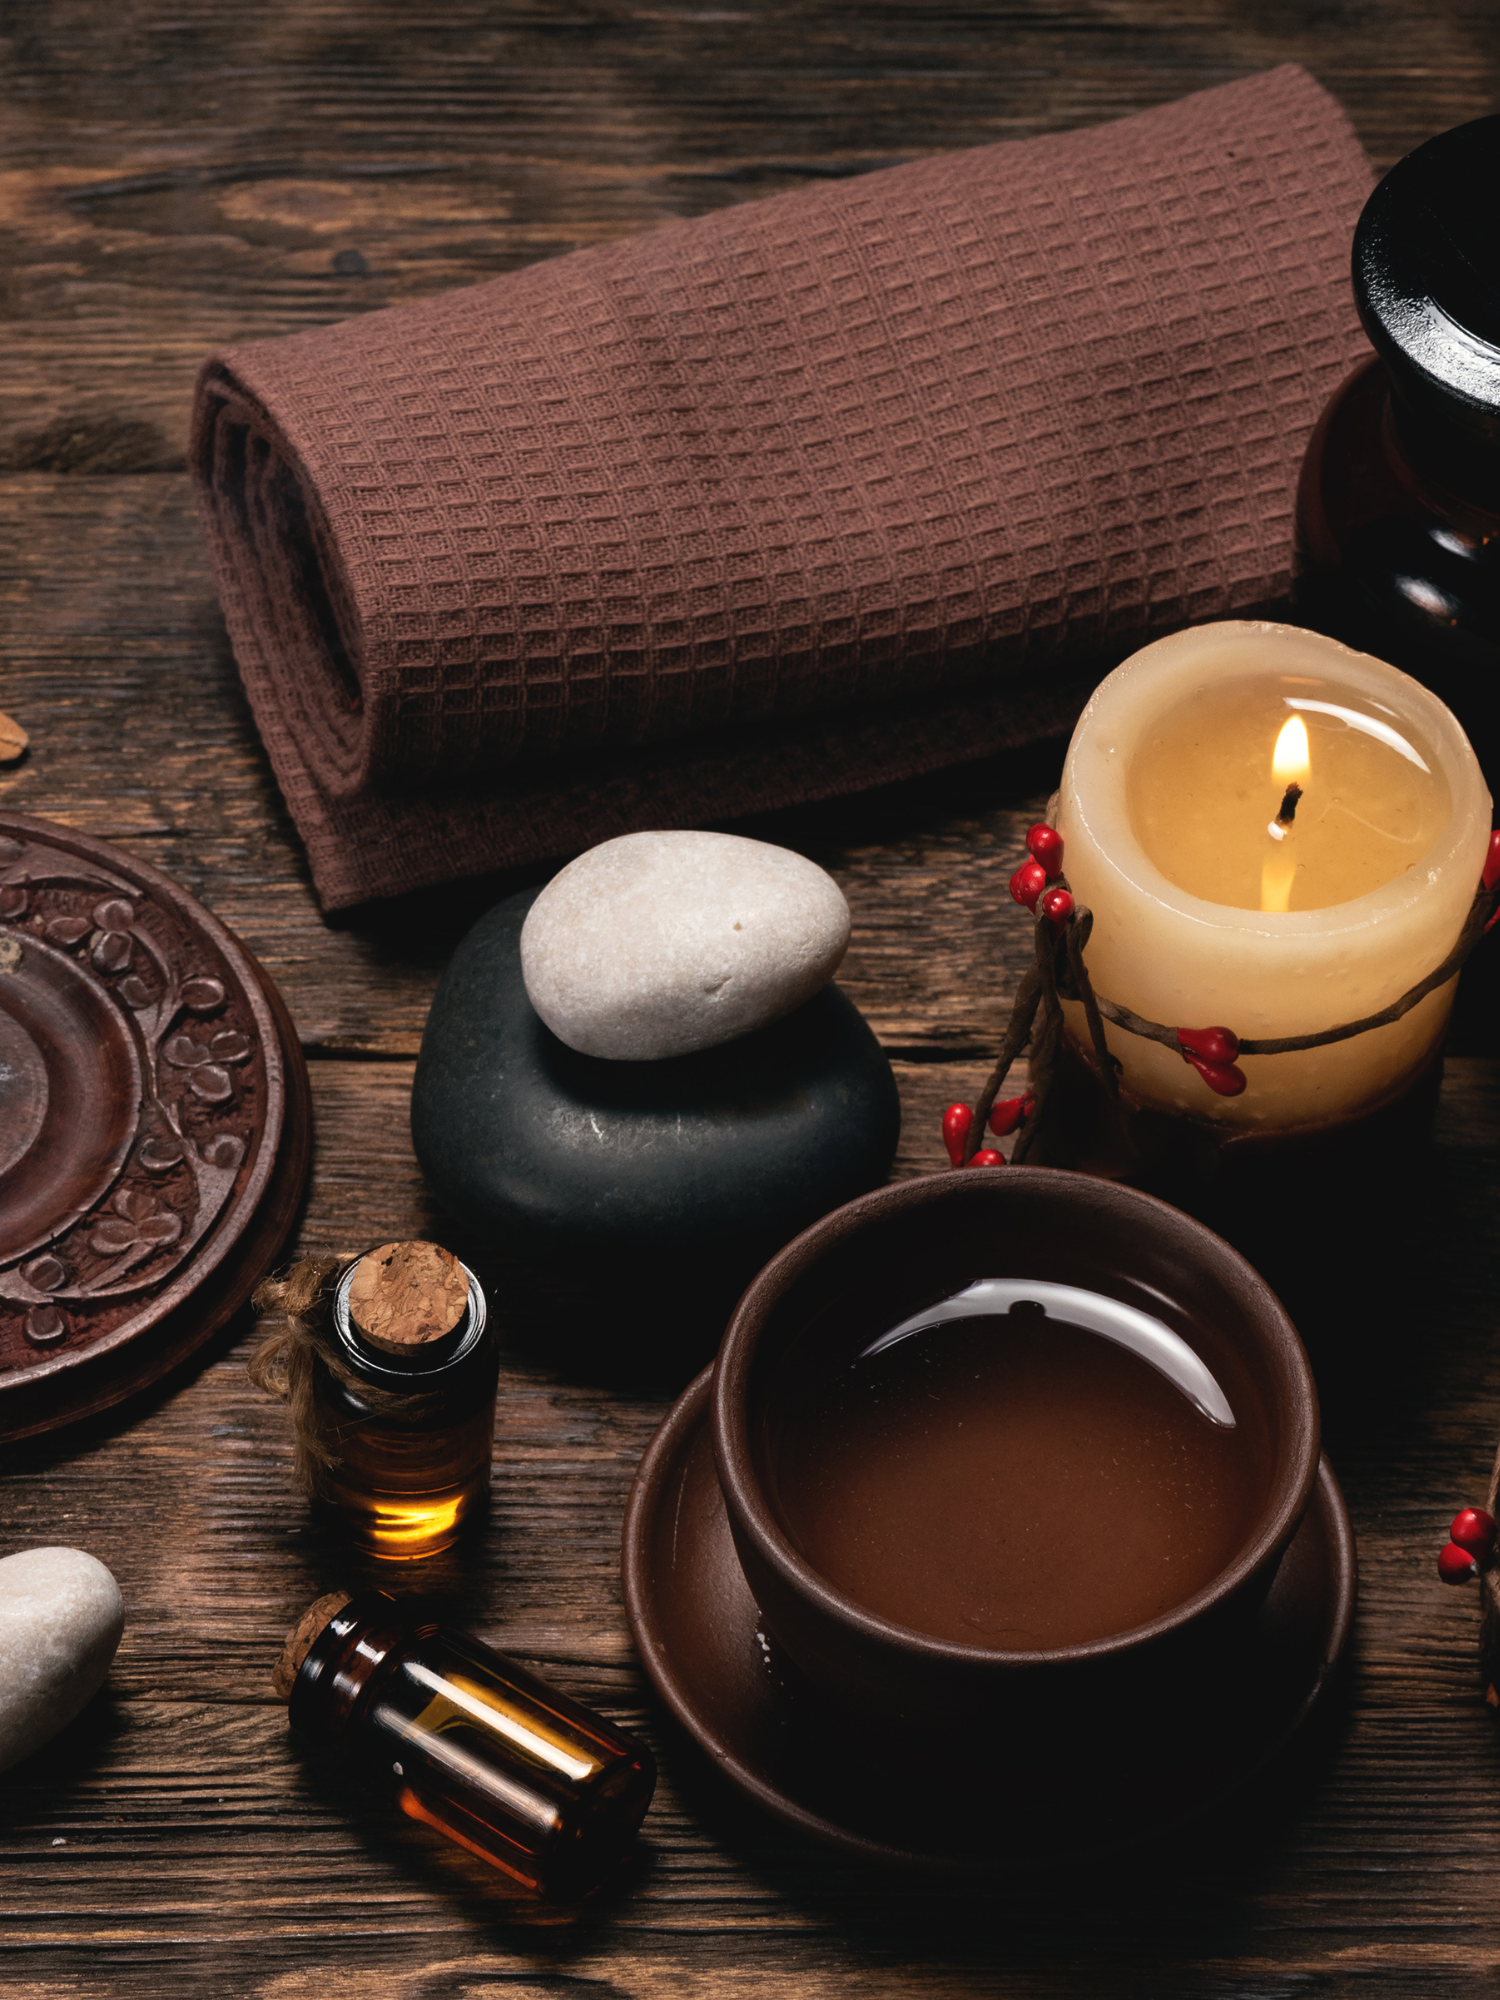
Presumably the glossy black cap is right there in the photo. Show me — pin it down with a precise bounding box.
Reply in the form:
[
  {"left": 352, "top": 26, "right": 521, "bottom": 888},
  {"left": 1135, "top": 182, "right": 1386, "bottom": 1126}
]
[{"left": 1354, "top": 115, "right": 1500, "bottom": 488}]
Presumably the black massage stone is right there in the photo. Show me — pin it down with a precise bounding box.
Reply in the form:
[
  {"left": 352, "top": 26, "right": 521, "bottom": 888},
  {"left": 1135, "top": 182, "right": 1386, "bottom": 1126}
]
[{"left": 411, "top": 888, "right": 901, "bottom": 1281}]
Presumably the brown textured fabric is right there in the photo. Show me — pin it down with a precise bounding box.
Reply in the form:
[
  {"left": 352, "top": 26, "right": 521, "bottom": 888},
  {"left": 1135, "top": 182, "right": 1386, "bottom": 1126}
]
[{"left": 191, "top": 65, "right": 1372, "bottom": 912}]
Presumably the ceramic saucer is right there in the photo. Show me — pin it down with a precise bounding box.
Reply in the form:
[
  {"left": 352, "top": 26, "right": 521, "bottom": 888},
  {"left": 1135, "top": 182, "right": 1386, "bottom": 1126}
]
[{"left": 622, "top": 1365, "right": 1356, "bottom": 1873}]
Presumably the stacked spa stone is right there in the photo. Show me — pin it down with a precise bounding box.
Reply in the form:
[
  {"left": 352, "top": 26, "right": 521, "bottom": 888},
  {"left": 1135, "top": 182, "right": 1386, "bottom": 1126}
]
[{"left": 411, "top": 833, "right": 900, "bottom": 1336}]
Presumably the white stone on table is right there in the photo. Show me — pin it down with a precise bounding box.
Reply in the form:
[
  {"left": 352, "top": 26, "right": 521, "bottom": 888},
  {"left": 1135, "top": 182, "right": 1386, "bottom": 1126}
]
[
  {"left": 0, "top": 1547, "right": 125, "bottom": 1774},
  {"left": 520, "top": 831, "right": 852, "bottom": 1060}
]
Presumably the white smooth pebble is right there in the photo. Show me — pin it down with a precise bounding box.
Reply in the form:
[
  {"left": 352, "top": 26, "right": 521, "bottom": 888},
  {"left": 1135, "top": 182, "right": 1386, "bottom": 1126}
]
[
  {"left": 520, "top": 830, "right": 852, "bottom": 1060},
  {"left": 0, "top": 1547, "right": 125, "bottom": 1774}
]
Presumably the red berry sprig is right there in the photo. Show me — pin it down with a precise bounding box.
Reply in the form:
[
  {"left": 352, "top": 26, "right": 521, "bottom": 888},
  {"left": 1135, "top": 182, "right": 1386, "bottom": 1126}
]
[
  {"left": 939, "top": 1096, "right": 1036, "bottom": 1167},
  {"left": 1176, "top": 1025, "right": 1248, "bottom": 1098},
  {"left": 1485, "top": 828, "right": 1500, "bottom": 933},
  {"left": 941, "top": 1102, "right": 973, "bottom": 1167},
  {"left": 1026, "top": 823, "right": 1064, "bottom": 880},
  {"left": 1453, "top": 1507, "right": 1498, "bottom": 1556},
  {"left": 1009, "top": 861, "right": 1048, "bottom": 913},
  {"left": 1439, "top": 1542, "right": 1481, "bottom": 1584},
  {"left": 945, "top": 825, "right": 1067, "bottom": 1167},
  {"left": 1437, "top": 1505, "right": 1497, "bottom": 1584},
  {"left": 988, "top": 1094, "right": 1035, "bottom": 1138}
]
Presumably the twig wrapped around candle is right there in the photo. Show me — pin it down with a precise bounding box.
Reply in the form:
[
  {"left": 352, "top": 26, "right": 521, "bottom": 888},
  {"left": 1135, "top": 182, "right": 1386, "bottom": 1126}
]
[
  {"left": 953, "top": 840, "right": 1500, "bottom": 1166},
  {"left": 1097, "top": 872, "right": 1500, "bottom": 1058},
  {"left": 961, "top": 880, "right": 1121, "bottom": 1165}
]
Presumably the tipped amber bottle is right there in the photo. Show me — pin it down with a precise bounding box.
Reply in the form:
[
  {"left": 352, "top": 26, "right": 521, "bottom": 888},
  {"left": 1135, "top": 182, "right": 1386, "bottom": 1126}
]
[
  {"left": 312, "top": 1242, "right": 498, "bottom": 1559},
  {"left": 277, "top": 1590, "right": 656, "bottom": 1896}
]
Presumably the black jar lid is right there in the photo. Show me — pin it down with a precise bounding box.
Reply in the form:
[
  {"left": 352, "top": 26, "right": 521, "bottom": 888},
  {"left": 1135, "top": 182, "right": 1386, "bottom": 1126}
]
[{"left": 1354, "top": 114, "right": 1500, "bottom": 485}]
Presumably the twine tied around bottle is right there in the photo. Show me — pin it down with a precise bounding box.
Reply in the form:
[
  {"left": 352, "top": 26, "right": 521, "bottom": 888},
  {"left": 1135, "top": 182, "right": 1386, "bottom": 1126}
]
[{"left": 247, "top": 1253, "right": 451, "bottom": 1495}]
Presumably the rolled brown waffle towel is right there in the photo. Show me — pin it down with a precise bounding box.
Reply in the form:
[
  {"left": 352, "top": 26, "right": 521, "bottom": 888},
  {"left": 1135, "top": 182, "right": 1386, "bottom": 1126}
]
[{"left": 191, "top": 64, "right": 1371, "bottom": 912}]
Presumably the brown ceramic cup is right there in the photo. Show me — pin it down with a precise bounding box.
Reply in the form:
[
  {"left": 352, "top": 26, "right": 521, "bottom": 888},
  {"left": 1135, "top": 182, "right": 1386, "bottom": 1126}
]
[{"left": 711, "top": 1168, "right": 1320, "bottom": 1730}]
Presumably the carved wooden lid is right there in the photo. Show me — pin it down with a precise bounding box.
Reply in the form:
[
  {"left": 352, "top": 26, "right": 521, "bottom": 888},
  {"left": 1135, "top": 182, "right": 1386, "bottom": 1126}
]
[{"left": 0, "top": 813, "right": 310, "bottom": 1440}]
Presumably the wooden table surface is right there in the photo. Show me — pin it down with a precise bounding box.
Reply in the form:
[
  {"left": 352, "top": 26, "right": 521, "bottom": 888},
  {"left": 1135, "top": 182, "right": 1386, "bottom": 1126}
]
[{"left": 4, "top": 6, "right": 1500, "bottom": 1995}]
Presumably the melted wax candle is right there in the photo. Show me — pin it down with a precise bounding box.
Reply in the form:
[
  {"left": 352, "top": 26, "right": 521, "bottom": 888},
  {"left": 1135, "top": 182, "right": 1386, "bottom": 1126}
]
[
  {"left": 1129, "top": 677, "right": 1451, "bottom": 913},
  {"left": 1057, "top": 622, "right": 1491, "bottom": 1131}
]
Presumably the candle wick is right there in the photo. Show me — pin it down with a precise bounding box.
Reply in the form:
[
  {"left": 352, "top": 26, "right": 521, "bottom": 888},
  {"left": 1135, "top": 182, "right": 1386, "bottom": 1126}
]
[{"left": 1275, "top": 782, "right": 1303, "bottom": 828}]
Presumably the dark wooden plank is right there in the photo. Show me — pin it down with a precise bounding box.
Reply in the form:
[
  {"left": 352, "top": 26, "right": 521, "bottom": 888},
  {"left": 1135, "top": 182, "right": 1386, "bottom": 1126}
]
[
  {"left": 5, "top": 3, "right": 1500, "bottom": 1992},
  {"left": 2, "top": 1, "right": 1496, "bottom": 451},
  {"left": 0, "top": 1055, "right": 1497, "bottom": 1993}
]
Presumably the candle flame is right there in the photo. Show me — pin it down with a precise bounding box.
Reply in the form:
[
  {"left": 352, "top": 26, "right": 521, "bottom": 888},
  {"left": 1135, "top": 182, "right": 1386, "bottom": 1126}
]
[
  {"left": 1272, "top": 715, "right": 1311, "bottom": 785},
  {"left": 1262, "top": 716, "right": 1310, "bottom": 910}
]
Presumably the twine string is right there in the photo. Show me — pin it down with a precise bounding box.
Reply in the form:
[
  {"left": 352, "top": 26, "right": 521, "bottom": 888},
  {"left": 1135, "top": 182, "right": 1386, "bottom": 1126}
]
[
  {"left": 1088, "top": 875, "right": 1500, "bottom": 1056},
  {"left": 247, "top": 1252, "right": 450, "bottom": 1495},
  {"left": 1235, "top": 875, "right": 1500, "bottom": 1055},
  {"left": 1014, "top": 908, "right": 1066, "bottom": 1164},
  {"left": 963, "top": 964, "right": 1043, "bottom": 1164},
  {"left": 961, "top": 871, "right": 1500, "bottom": 1164},
  {"left": 1063, "top": 903, "right": 1121, "bottom": 1102}
]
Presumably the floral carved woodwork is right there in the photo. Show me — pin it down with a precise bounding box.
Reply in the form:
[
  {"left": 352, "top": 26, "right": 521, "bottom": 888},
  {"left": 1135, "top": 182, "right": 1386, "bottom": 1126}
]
[{"left": 0, "top": 818, "right": 304, "bottom": 1421}]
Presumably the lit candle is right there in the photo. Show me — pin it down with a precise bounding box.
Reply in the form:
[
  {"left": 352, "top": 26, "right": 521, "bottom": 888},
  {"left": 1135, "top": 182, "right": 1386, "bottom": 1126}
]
[
  {"left": 1056, "top": 622, "right": 1491, "bottom": 1131},
  {"left": 1259, "top": 716, "right": 1308, "bottom": 915}
]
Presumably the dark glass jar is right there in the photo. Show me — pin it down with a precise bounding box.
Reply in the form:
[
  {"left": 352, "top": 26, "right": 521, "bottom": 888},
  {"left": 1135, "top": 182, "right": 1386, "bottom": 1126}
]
[
  {"left": 1296, "top": 115, "right": 1500, "bottom": 782},
  {"left": 313, "top": 1252, "right": 498, "bottom": 1560},
  {"left": 282, "top": 1590, "right": 656, "bottom": 1896}
]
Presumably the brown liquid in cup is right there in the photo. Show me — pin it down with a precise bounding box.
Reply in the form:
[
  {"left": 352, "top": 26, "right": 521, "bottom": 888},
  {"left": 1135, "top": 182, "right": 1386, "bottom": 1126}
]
[{"left": 766, "top": 1288, "right": 1270, "bottom": 1650}]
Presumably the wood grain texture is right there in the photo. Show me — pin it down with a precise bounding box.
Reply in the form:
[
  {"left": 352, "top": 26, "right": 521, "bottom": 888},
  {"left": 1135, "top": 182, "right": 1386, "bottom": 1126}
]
[{"left": 4, "top": 4, "right": 1500, "bottom": 1994}]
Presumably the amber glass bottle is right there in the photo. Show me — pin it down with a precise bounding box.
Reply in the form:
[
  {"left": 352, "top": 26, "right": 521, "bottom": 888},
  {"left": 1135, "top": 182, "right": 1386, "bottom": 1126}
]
[
  {"left": 312, "top": 1244, "right": 498, "bottom": 1560},
  {"left": 279, "top": 1590, "right": 656, "bottom": 1896},
  {"left": 1296, "top": 114, "right": 1500, "bottom": 782}
]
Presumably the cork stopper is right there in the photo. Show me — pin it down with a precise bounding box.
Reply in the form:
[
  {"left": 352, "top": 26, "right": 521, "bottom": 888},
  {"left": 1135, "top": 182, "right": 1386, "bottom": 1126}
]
[
  {"left": 273, "top": 1589, "right": 353, "bottom": 1702},
  {"left": 346, "top": 1240, "right": 469, "bottom": 1355}
]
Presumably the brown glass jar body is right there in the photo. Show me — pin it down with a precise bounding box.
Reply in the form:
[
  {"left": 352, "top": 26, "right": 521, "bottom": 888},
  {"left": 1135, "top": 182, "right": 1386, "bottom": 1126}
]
[
  {"left": 313, "top": 1259, "right": 498, "bottom": 1560},
  {"left": 1296, "top": 356, "right": 1500, "bottom": 780},
  {"left": 312, "top": 1380, "right": 496, "bottom": 1559},
  {"left": 290, "top": 1591, "right": 656, "bottom": 1895}
]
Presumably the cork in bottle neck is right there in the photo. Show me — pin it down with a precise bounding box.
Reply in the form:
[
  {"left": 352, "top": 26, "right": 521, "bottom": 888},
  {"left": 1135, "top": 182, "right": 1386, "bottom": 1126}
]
[
  {"left": 272, "top": 1590, "right": 354, "bottom": 1702},
  {"left": 346, "top": 1241, "right": 469, "bottom": 1357}
]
